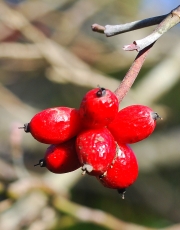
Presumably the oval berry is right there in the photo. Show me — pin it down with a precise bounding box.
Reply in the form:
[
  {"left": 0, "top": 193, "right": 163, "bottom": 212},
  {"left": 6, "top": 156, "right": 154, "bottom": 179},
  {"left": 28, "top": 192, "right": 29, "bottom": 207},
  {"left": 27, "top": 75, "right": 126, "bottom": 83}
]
[
  {"left": 79, "top": 87, "right": 119, "bottom": 129},
  {"left": 108, "top": 105, "right": 160, "bottom": 144},
  {"left": 97, "top": 144, "right": 138, "bottom": 190},
  {"left": 35, "top": 138, "right": 81, "bottom": 174},
  {"left": 76, "top": 127, "right": 117, "bottom": 176},
  {"left": 23, "top": 107, "right": 81, "bottom": 144}
]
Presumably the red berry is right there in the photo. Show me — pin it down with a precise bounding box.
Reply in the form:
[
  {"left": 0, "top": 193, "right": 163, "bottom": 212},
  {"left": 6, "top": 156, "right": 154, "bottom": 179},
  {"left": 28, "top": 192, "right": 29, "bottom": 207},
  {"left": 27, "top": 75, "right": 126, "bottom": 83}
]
[
  {"left": 97, "top": 144, "right": 138, "bottom": 191},
  {"left": 22, "top": 107, "right": 81, "bottom": 144},
  {"left": 34, "top": 138, "right": 81, "bottom": 174},
  {"left": 79, "top": 87, "right": 119, "bottom": 129},
  {"left": 76, "top": 127, "right": 117, "bottom": 176},
  {"left": 108, "top": 105, "right": 160, "bottom": 144}
]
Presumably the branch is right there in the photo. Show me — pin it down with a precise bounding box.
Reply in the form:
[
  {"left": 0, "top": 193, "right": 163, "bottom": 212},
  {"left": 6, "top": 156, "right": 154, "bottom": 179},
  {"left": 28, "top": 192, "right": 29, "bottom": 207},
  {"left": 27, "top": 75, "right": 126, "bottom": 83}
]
[
  {"left": 0, "top": 0, "right": 66, "bottom": 42},
  {"left": 0, "top": 191, "right": 49, "bottom": 230},
  {"left": 92, "top": 6, "right": 180, "bottom": 52},
  {"left": 92, "top": 5, "right": 180, "bottom": 104},
  {"left": 53, "top": 195, "right": 155, "bottom": 230},
  {"left": 0, "top": 43, "right": 41, "bottom": 59},
  {"left": 6, "top": 177, "right": 154, "bottom": 230},
  {"left": 6, "top": 167, "right": 180, "bottom": 230},
  {"left": 53, "top": 194, "right": 180, "bottom": 230},
  {"left": 124, "top": 5, "right": 180, "bottom": 51},
  {"left": 92, "top": 14, "right": 167, "bottom": 36},
  {"left": 0, "top": 2, "right": 122, "bottom": 91}
]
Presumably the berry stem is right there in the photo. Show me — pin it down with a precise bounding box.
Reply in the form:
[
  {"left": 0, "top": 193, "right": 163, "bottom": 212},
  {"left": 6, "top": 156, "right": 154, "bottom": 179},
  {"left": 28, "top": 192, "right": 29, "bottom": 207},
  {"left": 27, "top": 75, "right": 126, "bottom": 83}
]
[{"left": 114, "top": 42, "right": 155, "bottom": 104}]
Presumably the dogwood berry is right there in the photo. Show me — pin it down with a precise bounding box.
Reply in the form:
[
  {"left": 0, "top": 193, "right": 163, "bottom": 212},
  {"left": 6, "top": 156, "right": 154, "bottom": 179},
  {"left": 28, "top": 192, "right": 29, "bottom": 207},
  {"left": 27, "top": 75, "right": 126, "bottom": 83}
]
[
  {"left": 97, "top": 144, "right": 138, "bottom": 198},
  {"left": 34, "top": 138, "right": 81, "bottom": 173},
  {"left": 79, "top": 87, "right": 119, "bottom": 129},
  {"left": 108, "top": 104, "right": 161, "bottom": 144},
  {"left": 76, "top": 127, "right": 117, "bottom": 176},
  {"left": 22, "top": 107, "right": 81, "bottom": 144}
]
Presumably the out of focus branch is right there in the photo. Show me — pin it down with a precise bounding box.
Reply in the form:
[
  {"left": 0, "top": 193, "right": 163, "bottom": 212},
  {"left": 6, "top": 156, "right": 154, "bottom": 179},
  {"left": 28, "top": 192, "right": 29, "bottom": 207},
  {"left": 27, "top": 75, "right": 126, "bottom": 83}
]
[
  {"left": 0, "top": 43, "right": 41, "bottom": 59},
  {"left": 53, "top": 195, "right": 155, "bottom": 230},
  {"left": 0, "top": 2, "right": 121, "bottom": 90},
  {"left": 17, "top": 0, "right": 73, "bottom": 20},
  {"left": 4, "top": 175, "right": 180, "bottom": 230},
  {"left": 0, "top": 159, "right": 17, "bottom": 181},
  {"left": 0, "top": 0, "right": 70, "bottom": 42},
  {"left": 55, "top": 0, "right": 111, "bottom": 45},
  {"left": 54, "top": 195, "right": 180, "bottom": 230},
  {"left": 10, "top": 122, "right": 30, "bottom": 178},
  {"left": 0, "top": 191, "right": 49, "bottom": 230},
  {"left": 0, "top": 83, "right": 37, "bottom": 121},
  {"left": 133, "top": 42, "right": 180, "bottom": 105},
  {"left": 0, "top": 199, "right": 12, "bottom": 213}
]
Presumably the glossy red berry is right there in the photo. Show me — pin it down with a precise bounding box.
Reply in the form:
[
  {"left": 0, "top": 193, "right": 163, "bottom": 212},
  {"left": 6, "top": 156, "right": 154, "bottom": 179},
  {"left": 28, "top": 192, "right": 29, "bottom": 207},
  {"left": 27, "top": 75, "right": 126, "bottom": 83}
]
[
  {"left": 22, "top": 107, "right": 81, "bottom": 144},
  {"left": 108, "top": 105, "right": 160, "bottom": 144},
  {"left": 79, "top": 87, "right": 119, "bottom": 129},
  {"left": 34, "top": 138, "right": 81, "bottom": 174},
  {"left": 76, "top": 127, "right": 117, "bottom": 176},
  {"left": 97, "top": 144, "right": 138, "bottom": 193}
]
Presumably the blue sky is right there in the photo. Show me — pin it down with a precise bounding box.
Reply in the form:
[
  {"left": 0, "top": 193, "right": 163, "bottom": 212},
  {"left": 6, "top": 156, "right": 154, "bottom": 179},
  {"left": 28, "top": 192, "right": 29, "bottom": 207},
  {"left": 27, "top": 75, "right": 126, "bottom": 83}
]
[{"left": 141, "top": 0, "right": 180, "bottom": 14}]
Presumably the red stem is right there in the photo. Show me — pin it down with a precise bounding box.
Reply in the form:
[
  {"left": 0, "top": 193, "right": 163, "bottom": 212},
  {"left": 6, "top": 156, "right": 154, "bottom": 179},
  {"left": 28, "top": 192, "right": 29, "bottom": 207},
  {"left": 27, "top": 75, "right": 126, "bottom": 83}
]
[{"left": 114, "top": 42, "right": 155, "bottom": 104}]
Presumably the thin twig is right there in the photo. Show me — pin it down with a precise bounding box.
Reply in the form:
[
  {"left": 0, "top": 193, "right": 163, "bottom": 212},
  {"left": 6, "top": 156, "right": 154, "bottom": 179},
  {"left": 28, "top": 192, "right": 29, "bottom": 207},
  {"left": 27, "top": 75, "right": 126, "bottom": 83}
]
[
  {"left": 105, "top": 14, "right": 167, "bottom": 37},
  {"left": 124, "top": 5, "right": 180, "bottom": 51},
  {"left": 91, "top": 15, "right": 167, "bottom": 36},
  {"left": 91, "top": 23, "right": 105, "bottom": 33}
]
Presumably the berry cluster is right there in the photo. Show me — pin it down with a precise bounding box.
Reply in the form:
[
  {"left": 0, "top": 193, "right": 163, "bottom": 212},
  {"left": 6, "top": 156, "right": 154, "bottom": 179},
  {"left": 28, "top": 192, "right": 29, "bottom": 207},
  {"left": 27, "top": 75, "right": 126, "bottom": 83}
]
[{"left": 21, "top": 87, "right": 160, "bottom": 198}]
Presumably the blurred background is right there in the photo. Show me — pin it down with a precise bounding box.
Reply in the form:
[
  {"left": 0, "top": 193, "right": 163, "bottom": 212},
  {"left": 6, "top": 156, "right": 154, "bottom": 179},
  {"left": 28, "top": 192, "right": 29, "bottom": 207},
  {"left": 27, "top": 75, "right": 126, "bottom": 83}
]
[{"left": 0, "top": 0, "right": 180, "bottom": 229}]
